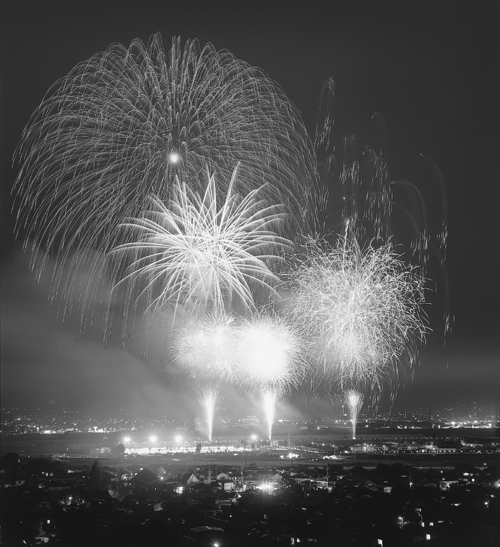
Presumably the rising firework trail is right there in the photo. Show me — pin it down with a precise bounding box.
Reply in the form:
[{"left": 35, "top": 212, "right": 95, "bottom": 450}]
[
  {"left": 112, "top": 167, "right": 291, "bottom": 318},
  {"left": 345, "top": 390, "right": 364, "bottom": 439},
  {"left": 200, "top": 388, "right": 218, "bottom": 442},
  {"left": 13, "top": 33, "right": 319, "bottom": 334},
  {"left": 286, "top": 236, "right": 428, "bottom": 400},
  {"left": 262, "top": 390, "right": 277, "bottom": 442}
]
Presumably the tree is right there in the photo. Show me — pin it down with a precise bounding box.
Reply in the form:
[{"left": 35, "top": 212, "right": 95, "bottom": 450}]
[
  {"left": 0, "top": 453, "right": 20, "bottom": 484},
  {"left": 88, "top": 460, "right": 101, "bottom": 490}
]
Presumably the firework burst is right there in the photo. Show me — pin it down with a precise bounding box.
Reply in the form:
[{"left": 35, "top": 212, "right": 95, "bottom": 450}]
[
  {"left": 112, "top": 167, "right": 291, "bottom": 316},
  {"left": 172, "top": 312, "right": 235, "bottom": 441},
  {"left": 171, "top": 312, "right": 236, "bottom": 383},
  {"left": 234, "top": 313, "right": 306, "bottom": 395},
  {"left": 13, "top": 33, "right": 319, "bottom": 329},
  {"left": 286, "top": 236, "right": 428, "bottom": 398},
  {"left": 234, "top": 312, "right": 306, "bottom": 440}
]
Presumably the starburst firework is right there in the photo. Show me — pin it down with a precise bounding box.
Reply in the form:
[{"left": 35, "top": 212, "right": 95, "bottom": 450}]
[{"left": 112, "top": 167, "right": 291, "bottom": 316}]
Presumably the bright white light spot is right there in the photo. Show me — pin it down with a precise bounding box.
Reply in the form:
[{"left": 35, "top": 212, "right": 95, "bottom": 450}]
[
  {"left": 175, "top": 435, "right": 183, "bottom": 443},
  {"left": 149, "top": 435, "right": 157, "bottom": 443},
  {"left": 123, "top": 436, "right": 131, "bottom": 443},
  {"left": 168, "top": 151, "right": 180, "bottom": 164},
  {"left": 257, "top": 482, "right": 276, "bottom": 492}
]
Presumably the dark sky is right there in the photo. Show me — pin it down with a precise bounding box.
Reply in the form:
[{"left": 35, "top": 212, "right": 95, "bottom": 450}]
[{"left": 1, "top": 1, "right": 499, "bottom": 417}]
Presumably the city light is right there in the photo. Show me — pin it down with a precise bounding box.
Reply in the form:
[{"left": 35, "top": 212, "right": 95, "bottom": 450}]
[{"left": 257, "top": 482, "right": 276, "bottom": 492}]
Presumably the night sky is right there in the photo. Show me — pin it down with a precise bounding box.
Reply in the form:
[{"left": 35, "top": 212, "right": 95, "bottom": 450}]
[{"left": 1, "top": 1, "right": 498, "bottom": 418}]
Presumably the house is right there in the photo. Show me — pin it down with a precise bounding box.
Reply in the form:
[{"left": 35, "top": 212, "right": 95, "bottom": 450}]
[
  {"left": 180, "top": 472, "right": 200, "bottom": 485},
  {"left": 146, "top": 464, "right": 167, "bottom": 478},
  {"left": 129, "top": 467, "right": 158, "bottom": 486},
  {"left": 218, "top": 478, "right": 235, "bottom": 492}
]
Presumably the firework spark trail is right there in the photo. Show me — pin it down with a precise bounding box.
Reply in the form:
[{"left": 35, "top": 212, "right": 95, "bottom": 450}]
[
  {"left": 262, "top": 390, "right": 277, "bottom": 442},
  {"left": 345, "top": 390, "right": 363, "bottom": 439},
  {"left": 13, "top": 33, "right": 319, "bottom": 333},
  {"left": 234, "top": 313, "right": 307, "bottom": 440},
  {"left": 286, "top": 236, "right": 428, "bottom": 398},
  {"left": 316, "top": 81, "right": 450, "bottom": 339},
  {"left": 200, "top": 387, "right": 218, "bottom": 442}
]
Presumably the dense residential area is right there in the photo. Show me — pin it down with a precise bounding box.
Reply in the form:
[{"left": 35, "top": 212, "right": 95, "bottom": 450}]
[{"left": 1, "top": 452, "right": 499, "bottom": 546}]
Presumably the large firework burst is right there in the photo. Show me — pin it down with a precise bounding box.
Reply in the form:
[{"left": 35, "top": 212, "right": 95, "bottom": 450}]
[
  {"left": 286, "top": 237, "right": 428, "bottom": 397},
  {"left": 112, "top": 167, "right": 291, "bottom": 316},
  {"left": 13, "top": 33, "right": 319, "bottom": 327}
]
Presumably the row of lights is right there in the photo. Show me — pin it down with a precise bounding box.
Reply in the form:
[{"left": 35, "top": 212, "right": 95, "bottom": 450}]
[
  {"left": 122, "top": 433, "right": 260, "bottom": 445},
  {"left": 123, "top": 435, "right": 184, "bottom": 444}
]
